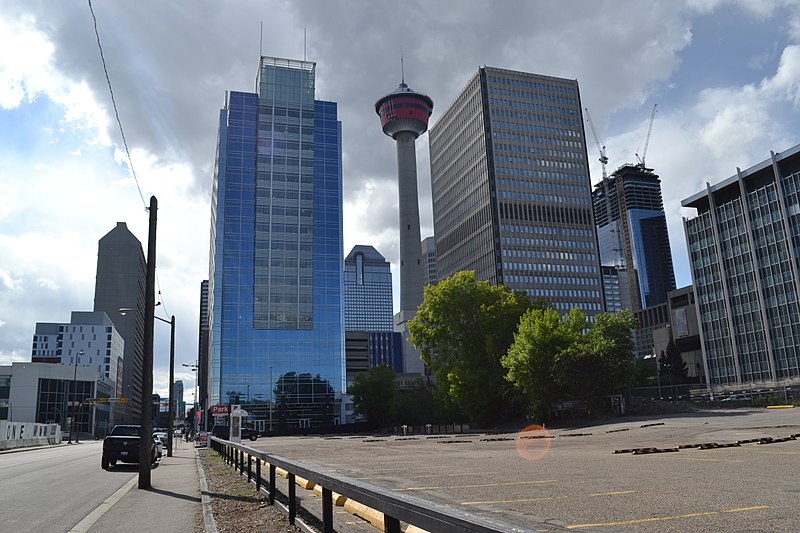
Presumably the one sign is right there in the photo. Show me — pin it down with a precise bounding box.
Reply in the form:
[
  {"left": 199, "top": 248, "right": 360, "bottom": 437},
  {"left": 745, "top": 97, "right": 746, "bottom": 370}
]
[
  {"left": 198, "top": 431, "right": 208, "bottom": 445},
  {"left": 211, "top": 405, "right": 230, "bottom": 415}
]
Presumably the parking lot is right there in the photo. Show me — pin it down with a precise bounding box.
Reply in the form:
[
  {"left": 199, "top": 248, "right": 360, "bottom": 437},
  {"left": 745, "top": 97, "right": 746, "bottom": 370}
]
[{"left": 248, "top": 408, "right": 800, "bottom": 532}]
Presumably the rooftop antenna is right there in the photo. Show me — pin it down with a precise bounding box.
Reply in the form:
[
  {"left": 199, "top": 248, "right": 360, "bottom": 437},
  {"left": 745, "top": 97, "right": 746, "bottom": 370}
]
[
  {"left": 259, "top": 21, "right": 263, "bottom": 57},
  {"left": 400, "top": 47, "right": 405, "bottom": 85},
  {"left": 304, "top": 27, "right": 307, "bottom": 61}
]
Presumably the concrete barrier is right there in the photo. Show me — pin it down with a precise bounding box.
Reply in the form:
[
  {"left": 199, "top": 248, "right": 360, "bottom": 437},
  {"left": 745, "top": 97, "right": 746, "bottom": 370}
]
[{"left": 0, "top": 422, "right": 61, "bottom": 450}]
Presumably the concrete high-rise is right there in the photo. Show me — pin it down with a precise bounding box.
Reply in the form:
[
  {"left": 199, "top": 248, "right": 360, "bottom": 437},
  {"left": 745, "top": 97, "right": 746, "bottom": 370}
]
[
  {"left": 593, "top": 164, "right": 675, "bottom": 311},
  {"left": 429, "top": 67, "right": 604, "bottom": 317},
  {"left": 93, "top": 222, "right": 146, "bottom": 424},
  {"left": 209, "top": 57, "right": 344, "bottom": 429},
  {"left": 682, "top": 144, "right": 800, "bottom": 388},
  {"left": 376, "top": 79, "right": 433, "bottom": 375},
  {"left": 421, "top": 236, "right": 438, "bottom": 286}
]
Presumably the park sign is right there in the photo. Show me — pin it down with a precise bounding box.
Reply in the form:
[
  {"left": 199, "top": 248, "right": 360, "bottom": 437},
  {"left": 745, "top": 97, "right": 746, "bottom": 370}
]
[{"left": 211, "top": 404, "right": 230, "bottom": 415}]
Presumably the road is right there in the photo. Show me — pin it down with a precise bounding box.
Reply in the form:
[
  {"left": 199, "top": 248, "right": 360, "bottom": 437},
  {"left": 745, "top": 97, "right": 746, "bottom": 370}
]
[
  {"left": 0, "top": 441, "right": 137, "bottom": 533},
  {"left": 249, "top": 408, "right": 800, "bottom": 532}
]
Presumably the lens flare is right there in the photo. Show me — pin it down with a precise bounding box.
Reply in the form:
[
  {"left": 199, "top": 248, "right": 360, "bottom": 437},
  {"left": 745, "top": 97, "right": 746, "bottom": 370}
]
[{"left": 515, "top": 424, "right": 553, "bottom": 462}]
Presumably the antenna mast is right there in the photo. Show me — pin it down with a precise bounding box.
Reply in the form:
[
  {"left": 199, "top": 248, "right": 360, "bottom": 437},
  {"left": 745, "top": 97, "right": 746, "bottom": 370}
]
[{"left": 400, "top": 47, "right": 405, "bottom": 84}]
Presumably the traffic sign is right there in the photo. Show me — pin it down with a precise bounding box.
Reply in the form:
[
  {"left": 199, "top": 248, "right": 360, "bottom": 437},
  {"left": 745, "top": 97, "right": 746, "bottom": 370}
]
[{"left": 211, "top": 405, "right": 230, "bottom": 415}]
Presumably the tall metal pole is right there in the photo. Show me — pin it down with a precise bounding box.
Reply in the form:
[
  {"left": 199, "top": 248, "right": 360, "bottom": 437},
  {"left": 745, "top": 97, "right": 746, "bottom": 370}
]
[
  {"left": 68, "top": 349, "right": 83, "bottom": 444},
  {"left": 140, "top": 195, "right": 157, "bottom": 489},
  {"left": 166, "top": 315, "right": 175, "bottom": 457}
]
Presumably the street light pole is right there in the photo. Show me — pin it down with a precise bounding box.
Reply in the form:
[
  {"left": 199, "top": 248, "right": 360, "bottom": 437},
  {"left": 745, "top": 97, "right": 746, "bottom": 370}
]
[
  {"left": 68, "top": 349, "right": 84, "bottom": 444},
  {"left": 154, "top": 314, "right": 176, "bottom": 457}
]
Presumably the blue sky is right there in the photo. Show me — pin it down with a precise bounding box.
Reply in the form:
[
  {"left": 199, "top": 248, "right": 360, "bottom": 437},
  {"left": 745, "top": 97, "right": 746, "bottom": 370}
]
[{"left": 2, "top": 0, "right": 800, "bottom": 398}]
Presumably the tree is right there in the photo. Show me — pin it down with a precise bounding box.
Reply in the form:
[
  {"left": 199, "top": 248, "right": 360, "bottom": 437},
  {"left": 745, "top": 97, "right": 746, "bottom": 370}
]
[
  {"left": 501, "top": 307, "right": 586, "bottom": 420},
  {"left": 503, "top": 309, "right": 638, "bottom": 420},
  {"left": 553, "top": 310, "right": 639, "bottom": 410},
  {"left": 348, "top": 366, "right": 398, "bottom": 426},
  {"left": 408, "top": 271, "right": 531, "bottom": 427},
  {"left": 658, "top": 337, "right": 687, "bottom": 383}
]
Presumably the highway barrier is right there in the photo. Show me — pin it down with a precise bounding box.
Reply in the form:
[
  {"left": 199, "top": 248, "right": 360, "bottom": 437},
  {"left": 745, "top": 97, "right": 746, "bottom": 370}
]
[{"left": 211, "top": 437, "right": 532, "bottom": 533}]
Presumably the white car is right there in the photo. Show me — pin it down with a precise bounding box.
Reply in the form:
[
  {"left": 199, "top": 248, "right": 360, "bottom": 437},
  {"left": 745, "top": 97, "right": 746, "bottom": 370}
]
[{"left": 152, "top": 433, "right": 165, "bottom": 458}]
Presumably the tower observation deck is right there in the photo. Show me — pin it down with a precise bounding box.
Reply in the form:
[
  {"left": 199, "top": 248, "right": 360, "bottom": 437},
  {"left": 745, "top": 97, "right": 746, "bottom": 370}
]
[{"left": 375, "top": 82, "right": 433, "bottom": 320}]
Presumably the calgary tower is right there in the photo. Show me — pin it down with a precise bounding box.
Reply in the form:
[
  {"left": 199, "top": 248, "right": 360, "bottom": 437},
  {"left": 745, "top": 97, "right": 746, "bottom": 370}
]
[{"left": 375, "top": 78, "right": 433, "bottom": 320}]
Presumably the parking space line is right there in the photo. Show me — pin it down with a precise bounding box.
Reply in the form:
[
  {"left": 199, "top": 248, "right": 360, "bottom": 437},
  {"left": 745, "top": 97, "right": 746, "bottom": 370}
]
[
  {"left": 396, "top": 480, "right": 558, "bottom": 491},
  {"left": 763, "top": 451, "right": 800, "bottom": 455},
  {"left": 565, "top": 505, "right": 769, "bottom": 529},
  {"left": 651, "top": 455, "right": 742, "bottom": 463},
  {"left": 463, "top": 490, "right": 635, "bottom": 505}
]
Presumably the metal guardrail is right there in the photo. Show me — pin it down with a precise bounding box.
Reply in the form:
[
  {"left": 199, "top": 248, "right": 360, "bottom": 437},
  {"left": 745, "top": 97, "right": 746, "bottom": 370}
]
[{"left": 210, "top": 436, "right": 533, "bottom": 533}]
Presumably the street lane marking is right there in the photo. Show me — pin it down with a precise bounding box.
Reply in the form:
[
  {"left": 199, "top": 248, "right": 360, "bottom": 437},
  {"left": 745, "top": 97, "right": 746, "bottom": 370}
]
[
  {"left": 565, "top": 505, "right": 769, "bottom": 529},
  {"left": 653, "top": 455, "right": 742, "bottom": 463},
  {"left": 396, "top": 480, "right": 557, "bottom": 491},
  {"left": 463, "top": 490, "right": 635, "bottom": 505},
  {"left": 67, "top": 475, "right": 138, "bottom": 533}
]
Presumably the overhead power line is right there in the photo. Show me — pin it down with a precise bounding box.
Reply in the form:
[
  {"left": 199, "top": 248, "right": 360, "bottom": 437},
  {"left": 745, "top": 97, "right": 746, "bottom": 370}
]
[{"left": 87, "top": 0, "right": 148, "bottom": 211}]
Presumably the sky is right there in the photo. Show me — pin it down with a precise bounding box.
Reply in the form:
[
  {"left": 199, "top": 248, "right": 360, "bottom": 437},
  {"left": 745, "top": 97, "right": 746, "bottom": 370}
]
[{"left": 2, "top": 0, "right": 800, "bottom": 400}]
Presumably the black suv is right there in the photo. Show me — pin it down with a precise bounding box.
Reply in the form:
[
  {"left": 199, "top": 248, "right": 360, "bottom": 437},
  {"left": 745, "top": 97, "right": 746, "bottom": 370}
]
[{"left": 211, "top": 424, "right": 258, "bottom": 441}]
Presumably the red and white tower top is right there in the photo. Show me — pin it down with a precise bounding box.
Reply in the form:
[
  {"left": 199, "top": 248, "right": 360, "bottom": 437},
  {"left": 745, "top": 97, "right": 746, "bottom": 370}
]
[{"left": 375, "top": 82, "right": 434, "bottom": 139}]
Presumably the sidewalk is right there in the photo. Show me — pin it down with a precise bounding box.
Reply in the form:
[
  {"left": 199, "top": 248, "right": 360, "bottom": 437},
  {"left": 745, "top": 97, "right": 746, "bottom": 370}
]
[{"left": 81, "top": 441, "right": 203, "bottom": 533}]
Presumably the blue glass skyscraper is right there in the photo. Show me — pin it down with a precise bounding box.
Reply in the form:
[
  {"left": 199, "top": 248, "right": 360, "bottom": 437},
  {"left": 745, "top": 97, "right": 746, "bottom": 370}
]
[{"left": 208, "top": 57, "right": 344, "bottom": 429}]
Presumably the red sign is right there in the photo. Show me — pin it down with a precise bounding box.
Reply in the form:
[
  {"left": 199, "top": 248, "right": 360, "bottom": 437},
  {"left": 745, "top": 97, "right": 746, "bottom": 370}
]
[{"left": 211, "top": 405, "right": 230, "bottom": 415}]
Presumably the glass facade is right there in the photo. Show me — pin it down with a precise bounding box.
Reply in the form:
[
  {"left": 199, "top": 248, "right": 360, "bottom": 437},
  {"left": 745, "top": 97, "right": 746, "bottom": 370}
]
[
  {"left": 593, "top": 165, "right": 676, "bottom": 311},
  {"left": 343, "top": 245, "right": 394, "bottom": 331},
  {"left": 209, "top": 57, "right": 344, "bottom": 428},
  {"left": 683, "top": 145, "right": 800, "bottom": 386},
  {"left": 429, "top": 67, "right": 605, "bottom": 317}
]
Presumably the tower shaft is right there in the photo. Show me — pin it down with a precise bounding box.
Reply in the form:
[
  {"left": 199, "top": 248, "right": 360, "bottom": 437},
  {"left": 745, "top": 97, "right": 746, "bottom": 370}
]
[{"left": 395, "top": 131, "right": 424, "bottom": 312}]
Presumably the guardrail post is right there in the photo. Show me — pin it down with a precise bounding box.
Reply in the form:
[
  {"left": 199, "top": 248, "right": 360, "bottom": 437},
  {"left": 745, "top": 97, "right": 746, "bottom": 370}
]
[
  {"left": 239, "top": 450, "right": 244, "bottom": 475},
  {"left": 247, "top": 454, "right": 252, "bottom": 483},
  {"left": 269, "top": 464, "right": 276, "bottom": 505},
  {"left": 322, "top": 487, "right": 333, "bottom": 533},
  {"left": 288, "top": 473, "right": 296, "bottom": 524},
  {"left": 256, "top": 458, "right": 261, "bottom": 492},
  {"left": 385, "top": 516, "right": 401, "bottom": 533}
]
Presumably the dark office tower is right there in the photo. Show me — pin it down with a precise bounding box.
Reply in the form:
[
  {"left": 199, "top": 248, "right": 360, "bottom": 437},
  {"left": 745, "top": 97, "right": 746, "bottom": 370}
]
[
  {"left": 593, "top": 164, "right": 675, "bottom": 311},
  {"left": 344, "top": 246, "right": 393, "bottom": 332},
  {"left": 209, "top": 57, "right": 344, "bottom": 429},
  {"left": 683, "top": 144, "right": 800, "bottom": 387},
  {"left": 198, "top": 280, "right": 209, "bottom": 423},
  {"left": 93, "top": 222, "right": 146, "bottom": 424},
  {"left": 429, "top": 67, "right": 605, "bottom": 317}
]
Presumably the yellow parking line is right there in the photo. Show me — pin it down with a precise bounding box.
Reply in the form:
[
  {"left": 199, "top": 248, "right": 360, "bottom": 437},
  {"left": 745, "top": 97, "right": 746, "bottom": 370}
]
[
  {"left": 397, "top": 480, "right": 557, "bottom": 491},
  {"left": 764, "top": 451, "right": 800, "bottom": 455},
  {"left": 566, "top": 505, "right": 769, "bottom": 529},
  {"left": 463, "top": 490, "right": 634, "bottom": 505}
]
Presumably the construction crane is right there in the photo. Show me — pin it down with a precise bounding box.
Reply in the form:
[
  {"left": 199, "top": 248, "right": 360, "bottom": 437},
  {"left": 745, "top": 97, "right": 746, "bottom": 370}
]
[
  {"left": 635, "top": 104, "right": 657, "bottom": 168},
  {"left": 584, "top": 107, "right": 608, "bottom": 180}
]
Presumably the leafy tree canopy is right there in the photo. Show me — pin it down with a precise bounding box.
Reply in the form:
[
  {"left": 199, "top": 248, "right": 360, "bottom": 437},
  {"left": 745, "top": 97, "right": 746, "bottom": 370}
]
[
  {"left": 348, "top": 365, "right": 397, "bottom": 427},
  {"left": 408, "top": 271, "right": 531, "bottom": 427}
]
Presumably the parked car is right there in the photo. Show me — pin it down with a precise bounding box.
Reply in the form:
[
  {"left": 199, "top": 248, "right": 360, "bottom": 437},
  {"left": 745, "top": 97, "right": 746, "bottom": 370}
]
[
  {"left": 152, "top": 435, "right": 164, "bottom": 458},
  {"left": 211, "top": 423, "right": 258, "bottom": 441},
  {"left": 153, "top": 431, "right": 168, "bottom": 447},
  {"left": 102, "top": 425, "right": 157, "bottom": 470}
]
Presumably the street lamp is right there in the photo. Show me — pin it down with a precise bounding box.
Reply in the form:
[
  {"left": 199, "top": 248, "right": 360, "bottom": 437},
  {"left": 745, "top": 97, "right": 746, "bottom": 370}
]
[
  {"left": 122, "top": 307, "right": 175, "bottom": 457},
  {"left": 68, "top": 349, "right": 84, "bottom": 444},
  {"left": 182, "top": 363, "right": 198, "bottom": 436}
]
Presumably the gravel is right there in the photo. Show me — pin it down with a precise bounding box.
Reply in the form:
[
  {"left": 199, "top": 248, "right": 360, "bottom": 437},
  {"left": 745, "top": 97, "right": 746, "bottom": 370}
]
[{"left": 196, "top": 448, "right": 302, "bottom": 533}]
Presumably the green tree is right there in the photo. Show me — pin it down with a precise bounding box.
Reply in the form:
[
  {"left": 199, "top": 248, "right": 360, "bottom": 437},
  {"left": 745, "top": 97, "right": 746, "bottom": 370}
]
[
  {"left": 553, "top": 310, "right": 639, "bottom": 410},
  {"left": 408, "top": 271, "right": 531, "bottom": 427},
  {"left": 501, "top": 307, "right": 586, "bottom": 420},
  {"left": 658, "top": 337, "right": 688, "bottom": 383},
  {"left": 348, "top": 366, "right": 397, "bottom": 426},
  {"left": 503, "top": 309, "right": 638, "bottom": 419}
]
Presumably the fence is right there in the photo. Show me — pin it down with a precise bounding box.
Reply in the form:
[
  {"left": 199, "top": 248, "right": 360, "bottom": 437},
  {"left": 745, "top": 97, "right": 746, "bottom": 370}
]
[{"left": 210, "top": 436, "right": 531, "bottom": 533}]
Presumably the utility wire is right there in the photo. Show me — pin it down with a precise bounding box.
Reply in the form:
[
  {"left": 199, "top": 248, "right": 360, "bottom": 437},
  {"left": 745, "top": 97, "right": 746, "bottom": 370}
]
[
  {"left": 87, "top": 0, "right": 148, "bottom": 211},
  {"left": 88, "top": 0, "right": 173, "bottom": 319}
]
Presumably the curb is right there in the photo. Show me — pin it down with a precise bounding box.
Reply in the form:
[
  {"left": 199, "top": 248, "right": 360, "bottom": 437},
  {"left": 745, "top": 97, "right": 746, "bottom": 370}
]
[
  {"left": 766, "top": 405, "right": 795, "bottom": 409},
  {"left": 196, "top": 448, "right": 219, "bottom": 533}
]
